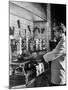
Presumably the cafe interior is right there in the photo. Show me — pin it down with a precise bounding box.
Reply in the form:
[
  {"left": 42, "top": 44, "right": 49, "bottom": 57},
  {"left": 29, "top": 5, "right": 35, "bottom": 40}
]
[{"left": 9, "top": 1, "right": 66, "bottom": 88}]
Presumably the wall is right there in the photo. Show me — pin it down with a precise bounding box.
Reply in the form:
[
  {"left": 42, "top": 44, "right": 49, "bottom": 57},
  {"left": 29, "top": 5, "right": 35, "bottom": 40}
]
[
  {"left": 9, "top": 1, "right": 47, "bottom": 39},
  {"left": 10, "top": 1, "right": 46, "bottom": 21}
]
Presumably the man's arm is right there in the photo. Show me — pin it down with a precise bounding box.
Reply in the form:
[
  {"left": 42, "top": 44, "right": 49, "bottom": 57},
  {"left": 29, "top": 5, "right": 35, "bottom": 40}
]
[{"left": 43, "top": 37, "right": 66, "bottom": 62}]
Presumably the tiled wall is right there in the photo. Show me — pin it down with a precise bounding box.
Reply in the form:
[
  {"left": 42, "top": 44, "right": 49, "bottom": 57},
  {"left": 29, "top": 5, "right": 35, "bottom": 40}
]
[{"left": 9, "top": 1, "right": 51, "bottom": 60}]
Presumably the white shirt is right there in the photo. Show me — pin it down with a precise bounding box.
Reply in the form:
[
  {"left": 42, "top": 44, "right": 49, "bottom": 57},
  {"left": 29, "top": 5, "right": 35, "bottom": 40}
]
[{"left": 43, "top": 34, "right": 66, "bottom": 84}]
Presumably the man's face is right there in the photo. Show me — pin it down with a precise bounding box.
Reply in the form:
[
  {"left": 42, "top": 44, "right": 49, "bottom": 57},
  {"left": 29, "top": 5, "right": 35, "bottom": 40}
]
[{"left": 54, "top": 30, "right": 60, "bottom": 39}]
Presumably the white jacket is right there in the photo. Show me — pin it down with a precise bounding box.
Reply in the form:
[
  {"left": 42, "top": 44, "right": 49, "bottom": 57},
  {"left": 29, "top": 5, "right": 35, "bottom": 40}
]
[{"left": 43, "top": 34, "right": 66, "bottom": 84}]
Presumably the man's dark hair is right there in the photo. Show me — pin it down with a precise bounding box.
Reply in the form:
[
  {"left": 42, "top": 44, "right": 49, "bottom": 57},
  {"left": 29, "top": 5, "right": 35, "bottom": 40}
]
[{"left": 53, "top": 25, "right": 66, "bottom": 35}]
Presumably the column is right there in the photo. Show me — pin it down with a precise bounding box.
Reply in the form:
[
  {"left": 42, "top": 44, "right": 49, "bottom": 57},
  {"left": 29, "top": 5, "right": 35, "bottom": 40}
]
[{"left": 47, "top": 4, "right": 51, "bottom": 51}]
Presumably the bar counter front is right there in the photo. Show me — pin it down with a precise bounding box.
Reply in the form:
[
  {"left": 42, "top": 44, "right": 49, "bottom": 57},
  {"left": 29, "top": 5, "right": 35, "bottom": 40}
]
[{"left": 9, "top": 50, "right": 50, "bottom": 88}]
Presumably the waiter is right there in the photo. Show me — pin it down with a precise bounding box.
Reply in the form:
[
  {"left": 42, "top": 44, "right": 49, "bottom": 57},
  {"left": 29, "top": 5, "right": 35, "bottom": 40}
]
[{"left": 43, "top": 23, "right": 66, "bottom": 86}]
